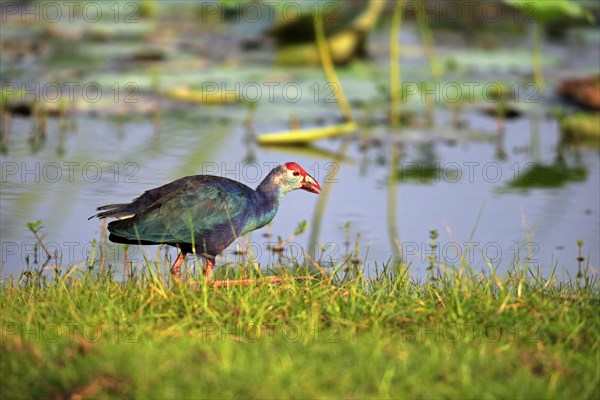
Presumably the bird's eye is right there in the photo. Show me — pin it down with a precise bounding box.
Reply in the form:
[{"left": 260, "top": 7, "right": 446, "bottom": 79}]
[{"left": 293, "top": 171, "right": 300, "bottom": 176}]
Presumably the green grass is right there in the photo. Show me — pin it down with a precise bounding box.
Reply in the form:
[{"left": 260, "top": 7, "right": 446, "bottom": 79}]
[{"left": 1, "top": 261, "right": 599, "bottom": 399}]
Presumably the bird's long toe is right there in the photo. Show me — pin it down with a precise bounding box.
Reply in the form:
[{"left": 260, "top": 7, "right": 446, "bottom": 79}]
[{"left": 210, "top": 275, "right": 313, "bottom": 288}]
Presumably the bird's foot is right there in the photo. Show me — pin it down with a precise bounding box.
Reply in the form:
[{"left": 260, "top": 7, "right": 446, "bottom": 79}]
[{"left": 170, "top": 271, "right": 182, "bottom": 284}]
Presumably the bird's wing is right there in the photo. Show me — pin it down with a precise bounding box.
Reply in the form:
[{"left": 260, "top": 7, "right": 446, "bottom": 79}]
[{"left": 108, "top": 177, "right": 252, "bottom": 246}]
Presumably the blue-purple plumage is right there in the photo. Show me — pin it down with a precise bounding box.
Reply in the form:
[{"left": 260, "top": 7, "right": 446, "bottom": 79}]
[{"left": 90, "top": 163, "right": 321, "bottom": 261}]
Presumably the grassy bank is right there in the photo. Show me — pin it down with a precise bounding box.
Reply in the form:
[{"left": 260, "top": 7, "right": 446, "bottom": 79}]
[{"left": 1, "top": 263, "right": 599, "bottom": 399}]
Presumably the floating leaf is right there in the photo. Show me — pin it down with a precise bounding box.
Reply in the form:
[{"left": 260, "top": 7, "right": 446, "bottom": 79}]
[
  {"left": 257, "top": 122, "right": 357, "bottom": 145},
  {"left": 165, "top": 87, "right": 242, "bottom": 105}
]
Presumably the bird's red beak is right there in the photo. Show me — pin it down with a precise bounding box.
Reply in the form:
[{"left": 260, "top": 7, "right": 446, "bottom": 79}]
[{"left": 301, "top": 174, "right": 321, "bottom": 194}]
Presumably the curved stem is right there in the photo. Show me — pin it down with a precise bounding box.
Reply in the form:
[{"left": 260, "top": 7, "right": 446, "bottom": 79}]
[
  {"left": 314, "top": 12, "right": 353, "bottom": 122},
  {"left": 532, "top": 22, "right": 545, "bottom": 95},
  {"left": 390, "top": 0, "right": 404, "bottom": 127},
  {"left": 387, "top": 145, "right": 401, "bottom": 262}
]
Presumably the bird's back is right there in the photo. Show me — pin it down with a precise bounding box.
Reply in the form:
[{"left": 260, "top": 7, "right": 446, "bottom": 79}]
[{"left": 102, "top": 175, "right": 271, "bottom": 257}]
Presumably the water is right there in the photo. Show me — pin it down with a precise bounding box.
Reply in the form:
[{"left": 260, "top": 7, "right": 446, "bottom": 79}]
[{"left": 1, "top": 105, "right": 598, "bottom": 279}]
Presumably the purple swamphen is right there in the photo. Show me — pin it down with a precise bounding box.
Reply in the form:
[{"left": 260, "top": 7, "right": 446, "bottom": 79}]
[{"left": 90, "top": 162, "right": 321, "bottom": 285}]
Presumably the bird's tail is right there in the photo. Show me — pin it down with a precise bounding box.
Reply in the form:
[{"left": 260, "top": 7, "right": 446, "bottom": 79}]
[{"left": 88, "top": 203, "right": 135, "bottom": 220}]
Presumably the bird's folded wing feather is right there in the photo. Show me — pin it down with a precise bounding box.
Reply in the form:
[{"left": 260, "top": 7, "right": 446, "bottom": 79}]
[{"left": 110, "top": 178, "right": 250, "bottom": 244}]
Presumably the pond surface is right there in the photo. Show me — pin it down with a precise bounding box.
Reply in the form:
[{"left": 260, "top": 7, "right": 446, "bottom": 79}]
[
  {"left": 1, "top": 104, "right": 598, "bottom": 279},
  {"left": 1, "top": 3, "right": 599, "bottom": 279}
]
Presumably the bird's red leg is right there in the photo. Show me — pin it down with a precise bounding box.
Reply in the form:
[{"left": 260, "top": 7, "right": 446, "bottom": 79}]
[
  {"left": 170, "top": 251, "right": 187, "bottom": 283},
  {"left": 204, "top": 258, "right": 214, "bottom": 281}
]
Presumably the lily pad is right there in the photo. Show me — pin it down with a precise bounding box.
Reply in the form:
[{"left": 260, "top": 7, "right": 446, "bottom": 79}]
[{"left": 257, "top": 122, "right": 357, "bottom": 145}]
